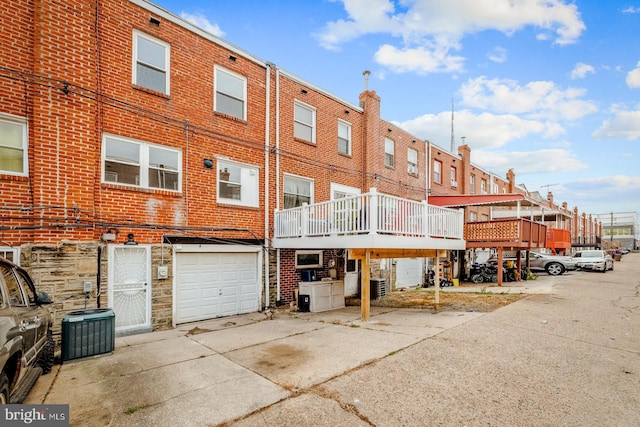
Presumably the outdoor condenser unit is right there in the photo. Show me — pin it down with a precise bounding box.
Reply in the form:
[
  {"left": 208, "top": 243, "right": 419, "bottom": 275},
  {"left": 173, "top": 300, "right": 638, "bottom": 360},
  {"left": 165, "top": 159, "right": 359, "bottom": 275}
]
[{"left": 61, "top": 308, "right": 115, "bottom": 362}]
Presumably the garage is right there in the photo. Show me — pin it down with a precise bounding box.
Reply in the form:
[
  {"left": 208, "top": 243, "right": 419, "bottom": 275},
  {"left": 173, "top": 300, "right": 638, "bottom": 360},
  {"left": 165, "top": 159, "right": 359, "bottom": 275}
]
[
  {"left": 395, "top": 258, "right": 424, "bottom": 288},
  {"left": 174, "top": 248, "right": 261, "bottom": 324}
]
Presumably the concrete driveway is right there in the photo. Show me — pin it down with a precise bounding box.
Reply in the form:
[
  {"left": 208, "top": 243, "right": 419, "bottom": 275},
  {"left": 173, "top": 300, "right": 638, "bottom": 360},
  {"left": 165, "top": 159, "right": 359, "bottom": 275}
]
[{"left": 26, "top": 254, "right": 640, "bottom": 426}]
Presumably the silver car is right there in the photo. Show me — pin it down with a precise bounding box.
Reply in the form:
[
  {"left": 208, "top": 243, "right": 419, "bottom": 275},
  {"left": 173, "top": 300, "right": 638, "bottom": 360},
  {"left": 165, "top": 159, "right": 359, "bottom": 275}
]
[
  {"left": 488, "top": 252, "right": 577, "bottom": 276},
  {"left": 573, "top": 250, "right": 614, "bottom": 272}
]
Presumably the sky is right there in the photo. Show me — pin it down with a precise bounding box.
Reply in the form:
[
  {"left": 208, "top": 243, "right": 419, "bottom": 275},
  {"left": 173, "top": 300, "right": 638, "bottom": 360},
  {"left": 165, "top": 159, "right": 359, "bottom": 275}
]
[{"left": 150, "top": 0, "right": 640, "bottom": 219}]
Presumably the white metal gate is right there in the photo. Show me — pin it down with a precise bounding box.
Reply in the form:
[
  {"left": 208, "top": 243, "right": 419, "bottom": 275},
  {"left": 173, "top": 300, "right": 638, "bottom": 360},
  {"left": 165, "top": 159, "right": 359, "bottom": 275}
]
[{"left": 108, "top": 245, "right": 152, "bottom": 333}]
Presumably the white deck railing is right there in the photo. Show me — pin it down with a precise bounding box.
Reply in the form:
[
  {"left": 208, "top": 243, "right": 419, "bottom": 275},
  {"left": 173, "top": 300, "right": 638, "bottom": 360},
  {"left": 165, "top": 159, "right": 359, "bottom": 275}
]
[{"left": 274, "top": 188, "right": 463, "bottom": 240}]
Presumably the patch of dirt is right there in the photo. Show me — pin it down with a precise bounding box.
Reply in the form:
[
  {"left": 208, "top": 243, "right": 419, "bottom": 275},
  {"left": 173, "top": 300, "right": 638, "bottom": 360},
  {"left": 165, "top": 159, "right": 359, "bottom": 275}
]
[{"left": 346, "top": 287, "right": 526, "bottom": 313}]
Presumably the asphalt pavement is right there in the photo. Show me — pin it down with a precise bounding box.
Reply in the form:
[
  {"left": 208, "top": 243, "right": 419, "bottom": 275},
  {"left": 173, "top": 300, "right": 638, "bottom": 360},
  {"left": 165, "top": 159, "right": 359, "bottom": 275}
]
[{"left": 26, "top": 253, "right": 640, "bottom": 426}]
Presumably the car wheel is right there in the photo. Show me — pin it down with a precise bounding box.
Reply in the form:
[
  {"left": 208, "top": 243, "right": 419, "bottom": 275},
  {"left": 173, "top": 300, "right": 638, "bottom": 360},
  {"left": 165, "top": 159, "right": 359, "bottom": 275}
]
[
  {"left": 610, "top": 262, "right": 614, "bottom": 271},
  {"left": 545, "top": 262, "right": 565, "bottom": 276},
  {"left": 0, "top": 371, "right": 10, "bottom": 404},
  {"left": 38, "top": 332, "right": 55, "bottom": 374},
  {"left": 601, "top": 266, "right": 606, "bottom": 273}
]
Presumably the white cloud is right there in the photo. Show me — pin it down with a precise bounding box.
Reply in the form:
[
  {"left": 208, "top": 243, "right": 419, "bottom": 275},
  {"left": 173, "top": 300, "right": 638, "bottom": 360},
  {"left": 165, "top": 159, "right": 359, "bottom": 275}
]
[
  {"left": 622, "top": 7, "right": 640, "bottom": 13},
  {"left": 487, "top": 47, "right": 507, "bottom": 63},
  {"left": 472, "top": 149, "right": 586, "bottom": 174},
  {"left": 459, "top": 77, "right": 598, "bottom": 120},
  {"left": 180, "top": 12, "right": 225, "bottom": 37},
  {"left": 315, "top": 0, "right": 585, "bottom": 74},
  {"left": 396, "top": 109, "right": 556, "bottom": 150},
  {"left": 626, "top": 62, "right": 640, "bottom": 88},
  {"left": 593, "top": 110, "right": 640, "bottom": 140},
  {"left": 570, "top": 63, "right": 595, "bottom": 79}
]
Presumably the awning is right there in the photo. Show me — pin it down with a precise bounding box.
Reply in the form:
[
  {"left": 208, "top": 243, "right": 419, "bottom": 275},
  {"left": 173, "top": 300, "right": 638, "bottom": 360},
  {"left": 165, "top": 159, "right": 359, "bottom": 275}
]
[{"left": 428, "top": 193, "right": 532, "bottom": 208}]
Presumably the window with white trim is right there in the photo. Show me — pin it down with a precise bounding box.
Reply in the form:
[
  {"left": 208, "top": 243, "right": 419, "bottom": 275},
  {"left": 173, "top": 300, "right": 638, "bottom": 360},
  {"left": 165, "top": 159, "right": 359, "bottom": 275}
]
[
  {"left": 384, "top": 138, "right": 394, "bottom": 167},
  {"left": 133, "top": 31, "right": 170, "bottom": 94},
  {"left": 217, "top": 159, "right": 259, "bottom": 207},
  {"left": 407, "top": 148, "right": 418, "bottom": 174},
  {"left": 0, "top": 247, "right": 19, "bottom": 264},
  {"left": 103, "top": 134, "right": 181, "bottom": 191},
  {"left": 284, "top": 175, "right": 313, "bottom": 209},
  {"left": 433, "top": 160, "right": 442, "bottom": 184},
  {"left": 470, "top": 211, "right": 477, "bottom": 222},
  {"left": 338, "top": 120, "right": 351, "bottom": 155},
  {"left": 450, "top": 166, "right": 457, "bottom": 187},
  {"left": 294, "top": 101, "right": 315, "bottom": 143},
  {"left": 0, "top": 114, "right": 27, "bottom": 176},
  {"left": 481, "top": 178, "right": 488, "bottom": 194},
  {"left": 214, "top": 66, "right": 246, "bottom": 120},
  {"left": 470, "top": 174, "right": 476, "bottom": 194}
]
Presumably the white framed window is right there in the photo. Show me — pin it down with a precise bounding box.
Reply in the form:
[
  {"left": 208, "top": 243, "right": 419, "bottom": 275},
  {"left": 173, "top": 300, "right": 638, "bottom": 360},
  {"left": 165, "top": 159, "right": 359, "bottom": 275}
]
[
  {"left": 133, "top": 30, "right": 170, "bottom": 94},
  {"left": 407, "top": 148, "right": 418, "bottom": 174},
  {"left": 0, "top": 114, "right": 28, "bottom": 176},
  {"left": 103, "top": 134, "right": 181, "bottom": 191},
  {"left": 384, "top": 138, "right": 394, "bottom": 167},
  {"left": 217, "top": 159, "right": 259, "bottom": 207},
  {"left": 338, "top": 120, "right": 351, "bottom": 155},
  {"left": 481, "top": 179, "right": 488, "bottom": 194},
  {"left": 0, "top": 247, "right": 19, "bottom": 264},
  {"left": 214, "top": 66, "right": 247, "bottom": 120},
  {"left": 469, "top": 211, "right": 477, "bottom": 222},
  {"left": 470, "top": 174, "right": 476, "bottom": 194},
  {"left": 433, "top": 160, "right": 442, "bottom": 184},
  {"left": 284, "top": 174, "right": 313, "bottom": 209},
  {"left": 450, "top": 166, "right": 457, "bottom": 187},
  {"left": 294, "top": 101, "right": 316, "bottom": 143}
]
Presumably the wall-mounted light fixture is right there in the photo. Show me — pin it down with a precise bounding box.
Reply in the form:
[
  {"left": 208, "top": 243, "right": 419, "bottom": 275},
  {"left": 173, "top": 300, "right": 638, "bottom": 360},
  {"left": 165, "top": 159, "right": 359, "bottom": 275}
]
[
  {"left": 149, "top": 16, "right": 160, "bottom": 25},
  {"left": 301, "top": 89, "right": 308, "bottom": 94},
  {"left": 203, "top": 158, "right": 213, "bottom": 169},
  {"left": 228, "top": 55, "right": 237, "bottom": 62},
  {"left": 124, "top": 233, "right": 138, "bottom": 245}
]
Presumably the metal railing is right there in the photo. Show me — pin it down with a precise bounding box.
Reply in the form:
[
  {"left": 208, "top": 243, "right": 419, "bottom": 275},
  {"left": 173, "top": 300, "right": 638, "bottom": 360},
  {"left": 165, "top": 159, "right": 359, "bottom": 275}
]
[{"left": 274, "top": 188, "right": 463, "bottom": 240}]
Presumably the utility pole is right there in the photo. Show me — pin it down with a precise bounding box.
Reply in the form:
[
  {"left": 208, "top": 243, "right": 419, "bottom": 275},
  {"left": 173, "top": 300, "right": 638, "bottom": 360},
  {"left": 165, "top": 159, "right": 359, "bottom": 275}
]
[
  {"left": 610, "top": 212, "right": 614, "bottom": 242},
  {"left": 450, "top": 98, "right": 454, "bottom": 153}
]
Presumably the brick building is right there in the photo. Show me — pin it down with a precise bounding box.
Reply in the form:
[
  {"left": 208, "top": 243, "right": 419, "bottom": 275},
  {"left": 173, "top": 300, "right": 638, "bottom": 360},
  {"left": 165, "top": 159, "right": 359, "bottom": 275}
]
[{"left": 1, "top": 0, "right": 599, "bottom": 340}]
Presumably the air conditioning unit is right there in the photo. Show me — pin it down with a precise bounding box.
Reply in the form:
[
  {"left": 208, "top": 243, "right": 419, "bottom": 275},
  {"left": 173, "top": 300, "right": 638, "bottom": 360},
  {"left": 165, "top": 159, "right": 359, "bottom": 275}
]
[
  {"left": 451, "top": 180, "right": 458, "bottom": 188},
  {"left": 408, "top": 165, "right": 418, "bottom": 174}
]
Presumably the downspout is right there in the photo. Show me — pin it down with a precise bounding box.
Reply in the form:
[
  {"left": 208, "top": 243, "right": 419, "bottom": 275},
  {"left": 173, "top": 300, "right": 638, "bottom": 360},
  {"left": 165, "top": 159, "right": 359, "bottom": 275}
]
[
  {"left": 275, "top": 66, "right": 281, "bottom": 303},
  {"left": 264, "top": 63, "right": 271, "bottom": 309}
]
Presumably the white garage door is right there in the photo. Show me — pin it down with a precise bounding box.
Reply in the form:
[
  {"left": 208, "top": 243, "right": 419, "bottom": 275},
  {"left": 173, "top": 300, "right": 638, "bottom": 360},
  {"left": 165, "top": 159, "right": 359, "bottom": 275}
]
[
  {"left": 175, "top": 251, "right": 260, "bottom": 324},
  {"left": 395, "top": 258, "right": 423, "bottom": 288}
]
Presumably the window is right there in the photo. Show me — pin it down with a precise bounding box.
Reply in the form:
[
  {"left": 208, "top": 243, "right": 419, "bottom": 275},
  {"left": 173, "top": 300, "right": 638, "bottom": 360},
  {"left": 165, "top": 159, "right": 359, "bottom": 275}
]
[
  {"left": 338, "top": 120, "right": 351, "bottom": 155},
  {"left": 103, "top": 135, "right": 181, "bottom": 191},
  {"left": 1, "top": 265, "right": 25, "bottom": 307},
  {"left": 214, "top": 66, "right": 246, "bottom": 120},
  {"left": 481, "top": 214, "right": 489, "bottom": 221},
  {"left": 217, "top": 159, "right": 259, "bottom": 207},
  {"left": 284, "top": 174, "right": 313, "bottom": 209},
  {"left": 294, "top": 101, "right": 315, "bottom": 143},
  {"left": 470, "top": 174, "right": 476, "bottom": 194},
  {"left": 481, "top": 179, "right": 488, "bottom": 194},
  {"left": 0, "top": 114, "right": 27, "bottom": 176},
  {"left": 133, "top": 31, "right": 169, "bottom": 94},
  {"left": 433, "top": 160, "right": 442, "bottom": 184},
  {"left": 450, "top": 167, "right": 457, "bottom": 187},
  {"left": 0, "top": 247, "right": 19, "bottom": 264},
  {"left": 384, "top": 138, "right": 394, "bottom": 167},
  {"left": 407, "top": 148, "right": 418, "bottom": 174},
  {"left": 295, "top": 250, "right": 323, "bottom": 269}
]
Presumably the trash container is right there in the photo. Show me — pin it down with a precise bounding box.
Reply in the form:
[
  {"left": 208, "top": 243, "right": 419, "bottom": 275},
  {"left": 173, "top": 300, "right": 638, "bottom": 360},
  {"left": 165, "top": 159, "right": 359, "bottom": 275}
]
[
  {"left": 298, "top": 294, "right": 310, "bottom": 312},
  {"left": 62, "top": 308, "right": 115, "bottom": 362}
]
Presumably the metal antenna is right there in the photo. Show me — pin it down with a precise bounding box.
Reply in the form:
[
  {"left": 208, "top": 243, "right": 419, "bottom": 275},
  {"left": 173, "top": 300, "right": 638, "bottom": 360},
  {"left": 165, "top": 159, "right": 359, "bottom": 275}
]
[{"left": 450, "top": 98, "right": 454, "bottom": 153}]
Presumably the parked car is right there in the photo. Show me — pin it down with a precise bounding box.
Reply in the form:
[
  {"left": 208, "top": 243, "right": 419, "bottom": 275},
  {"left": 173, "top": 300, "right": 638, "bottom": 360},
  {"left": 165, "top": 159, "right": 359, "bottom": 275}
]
[
  {"left": 572, "top": 250, "right": 614, "bottom": 272},
  {"left": 0, "top": 257, "right": 54, "bottom": 404},
  {"left": 487, "top": 251, "right": 577, "bottom": 276}
]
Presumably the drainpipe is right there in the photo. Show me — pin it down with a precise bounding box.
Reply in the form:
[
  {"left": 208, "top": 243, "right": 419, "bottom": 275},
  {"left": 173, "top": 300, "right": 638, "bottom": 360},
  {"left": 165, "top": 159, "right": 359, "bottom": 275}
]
[
  {"left": 264, "top": 63, "right": 271, "bottom": 309},
  {"left": 275, "top": 66, "right": 281, "bottom": 303}
]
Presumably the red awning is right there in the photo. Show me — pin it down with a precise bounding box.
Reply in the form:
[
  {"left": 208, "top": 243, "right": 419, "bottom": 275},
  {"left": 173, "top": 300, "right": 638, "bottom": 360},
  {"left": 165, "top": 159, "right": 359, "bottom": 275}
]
[{"left": 428, "top": 193, "right": 530, "bottom": 208}]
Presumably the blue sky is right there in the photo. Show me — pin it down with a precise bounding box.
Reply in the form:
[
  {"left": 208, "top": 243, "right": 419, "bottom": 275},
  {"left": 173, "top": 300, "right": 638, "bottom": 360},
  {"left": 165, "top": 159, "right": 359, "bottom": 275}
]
[{"left": 151, "top": 0, "right": 640, "bottom": 218}]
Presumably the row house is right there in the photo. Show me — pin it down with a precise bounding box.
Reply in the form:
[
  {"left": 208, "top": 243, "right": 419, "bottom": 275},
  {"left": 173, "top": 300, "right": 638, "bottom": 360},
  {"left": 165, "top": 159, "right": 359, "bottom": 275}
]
[{"left": 1, "top": 0, "right": 467, "bottom": 341}]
